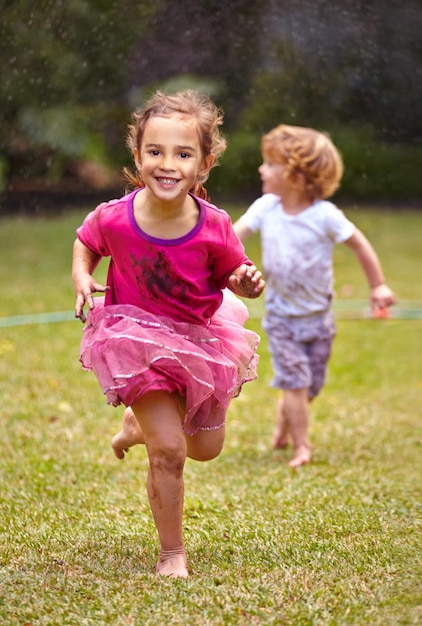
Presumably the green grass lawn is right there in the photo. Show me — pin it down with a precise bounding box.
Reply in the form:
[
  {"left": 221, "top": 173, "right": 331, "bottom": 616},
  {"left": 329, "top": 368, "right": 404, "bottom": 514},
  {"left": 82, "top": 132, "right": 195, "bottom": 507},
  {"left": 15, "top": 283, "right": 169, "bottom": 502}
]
[{"left": 0, "top": 205, "right": 421, "bottom": 625}]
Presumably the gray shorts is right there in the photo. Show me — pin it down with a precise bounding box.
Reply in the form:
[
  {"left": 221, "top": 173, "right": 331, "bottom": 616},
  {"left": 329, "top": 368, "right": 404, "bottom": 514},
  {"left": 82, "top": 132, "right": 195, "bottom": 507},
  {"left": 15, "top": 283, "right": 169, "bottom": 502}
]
[{"left": 263, "top": 310, "right": 336, "bottom": 399}]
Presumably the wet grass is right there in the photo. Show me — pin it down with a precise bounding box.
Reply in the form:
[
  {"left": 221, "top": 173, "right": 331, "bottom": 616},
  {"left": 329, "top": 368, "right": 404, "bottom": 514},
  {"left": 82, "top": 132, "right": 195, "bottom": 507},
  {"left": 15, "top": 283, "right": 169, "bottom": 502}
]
[{"left": 0, "top": 205, "right": 421, "bottom": 625}]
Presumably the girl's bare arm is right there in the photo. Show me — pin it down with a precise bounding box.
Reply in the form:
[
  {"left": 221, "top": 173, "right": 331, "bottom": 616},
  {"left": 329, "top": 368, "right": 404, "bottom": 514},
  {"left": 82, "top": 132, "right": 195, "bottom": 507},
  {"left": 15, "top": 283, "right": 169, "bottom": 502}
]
[
  {"left": 72, "top": 239, "right": 109, "bottom": 322},
  {"left": 227, "top": 264, "right": 265, "bottom": 299}
]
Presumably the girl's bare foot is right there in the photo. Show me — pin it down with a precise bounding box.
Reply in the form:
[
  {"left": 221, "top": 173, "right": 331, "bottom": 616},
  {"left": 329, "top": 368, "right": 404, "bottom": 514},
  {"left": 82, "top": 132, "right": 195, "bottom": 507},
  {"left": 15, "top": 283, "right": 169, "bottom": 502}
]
[
  {"left": 111, "top": 407, "right": 144, "bottom": 459},
  {"left": 156, "top": 547, "right": 188, "bottom": 578},
  {"left": 288, "top": 444, "right": 312, "bottom": 468}
]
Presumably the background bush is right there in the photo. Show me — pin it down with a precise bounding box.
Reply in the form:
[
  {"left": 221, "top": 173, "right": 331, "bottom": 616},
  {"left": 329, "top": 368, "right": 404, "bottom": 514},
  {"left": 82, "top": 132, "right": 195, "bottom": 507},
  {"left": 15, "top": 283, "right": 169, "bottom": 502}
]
[
  {"left": 1, "top": 0, "right": 420, "bottom": 205},
  {"left": 213, "top": 125, "right": 422, "bottom": 204}
]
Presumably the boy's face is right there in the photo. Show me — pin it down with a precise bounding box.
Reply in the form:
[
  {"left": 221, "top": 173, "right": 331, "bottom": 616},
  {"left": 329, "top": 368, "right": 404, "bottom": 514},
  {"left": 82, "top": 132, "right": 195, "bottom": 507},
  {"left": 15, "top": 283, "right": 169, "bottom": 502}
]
[{"left": 258, "top": 159, "right": 289, "bottom": 197}]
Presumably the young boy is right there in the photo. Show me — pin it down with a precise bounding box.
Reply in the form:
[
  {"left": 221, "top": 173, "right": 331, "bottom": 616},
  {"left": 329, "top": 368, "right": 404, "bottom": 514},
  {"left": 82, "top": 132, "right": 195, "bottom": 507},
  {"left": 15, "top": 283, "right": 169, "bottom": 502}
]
[{"left": 233, "top": 124, "right": 396, "bottom": 468}]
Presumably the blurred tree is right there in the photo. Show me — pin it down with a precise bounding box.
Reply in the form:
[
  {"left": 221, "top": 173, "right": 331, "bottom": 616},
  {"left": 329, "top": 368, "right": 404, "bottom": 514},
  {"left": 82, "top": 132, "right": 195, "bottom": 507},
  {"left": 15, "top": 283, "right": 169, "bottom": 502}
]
[
  {"left": 338, "top": 1, "right": 421, "bottom": 141},
  {"left": 247, "top": 0, "right": 422, "bottom": 142},
  {"left": 0, "top": 0, "right": 158, "bottom": 189},
  {"left": 0, "top": 0, "right": 420, "bottom": 202},
  {"left": 126, "top": 0, "right": 268, "bottom": 127}
]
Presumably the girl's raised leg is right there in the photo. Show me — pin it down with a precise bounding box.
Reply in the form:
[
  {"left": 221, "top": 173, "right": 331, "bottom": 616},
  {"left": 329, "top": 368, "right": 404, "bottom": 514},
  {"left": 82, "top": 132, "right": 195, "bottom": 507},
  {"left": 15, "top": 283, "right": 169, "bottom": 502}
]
[
  {"left": 111, "top": 407, "right": 145, "bottom": 458},
  {"left": 112, "top": 400, "right": 226, "bottom": 462}
]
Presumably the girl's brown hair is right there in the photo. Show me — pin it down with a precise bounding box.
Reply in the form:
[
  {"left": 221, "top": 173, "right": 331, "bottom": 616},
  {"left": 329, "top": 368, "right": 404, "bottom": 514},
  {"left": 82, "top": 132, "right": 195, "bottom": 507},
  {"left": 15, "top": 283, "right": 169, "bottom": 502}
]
[
  {"left": 262, "top": 124, "right": 344, "bottom": 199},
  {"left": 124, "top": 90, "right": 227, "bottom": 200}
]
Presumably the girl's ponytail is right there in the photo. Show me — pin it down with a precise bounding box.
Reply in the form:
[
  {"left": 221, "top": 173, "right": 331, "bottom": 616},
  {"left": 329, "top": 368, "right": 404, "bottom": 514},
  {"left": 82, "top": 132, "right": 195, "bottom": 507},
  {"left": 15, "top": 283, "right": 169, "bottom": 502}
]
[{"left": 191, "top": 182, "right": 210, "bottom": 201}]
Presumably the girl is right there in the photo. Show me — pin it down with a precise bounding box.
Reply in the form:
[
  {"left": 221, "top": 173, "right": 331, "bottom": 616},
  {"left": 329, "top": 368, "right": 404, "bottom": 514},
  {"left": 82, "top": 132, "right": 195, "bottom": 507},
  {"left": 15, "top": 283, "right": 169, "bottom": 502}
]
[{"left": 72, "top": 90, "right": 265, "bottom": 578}]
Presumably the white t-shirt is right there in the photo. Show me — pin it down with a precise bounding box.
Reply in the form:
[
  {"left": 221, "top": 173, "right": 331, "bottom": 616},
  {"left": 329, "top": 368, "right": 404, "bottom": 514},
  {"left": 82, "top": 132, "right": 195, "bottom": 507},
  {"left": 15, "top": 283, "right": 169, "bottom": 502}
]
[{"left": 240, "top": 194, "right": 355, "bottom": 317}]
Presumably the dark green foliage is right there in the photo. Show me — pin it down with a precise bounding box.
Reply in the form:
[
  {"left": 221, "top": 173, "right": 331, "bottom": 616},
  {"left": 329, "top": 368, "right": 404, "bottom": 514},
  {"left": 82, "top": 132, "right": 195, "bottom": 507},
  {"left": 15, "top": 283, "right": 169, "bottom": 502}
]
[{"left": 0, "top": 0, "right": 420, "bottom": 201}]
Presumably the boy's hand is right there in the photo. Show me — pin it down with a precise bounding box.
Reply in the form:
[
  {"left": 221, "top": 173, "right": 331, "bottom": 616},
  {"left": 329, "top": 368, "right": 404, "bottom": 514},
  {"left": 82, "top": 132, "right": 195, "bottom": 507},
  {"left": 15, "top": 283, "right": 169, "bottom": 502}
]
[
  {"left": 228, "top": 264, "right": 265, "bottom": 299},
  {"left": 74, "top": 274, "right": 109, "bottom": 322},
  {"left": 370, "top": 283, "right": 396, "bottom": 312}
]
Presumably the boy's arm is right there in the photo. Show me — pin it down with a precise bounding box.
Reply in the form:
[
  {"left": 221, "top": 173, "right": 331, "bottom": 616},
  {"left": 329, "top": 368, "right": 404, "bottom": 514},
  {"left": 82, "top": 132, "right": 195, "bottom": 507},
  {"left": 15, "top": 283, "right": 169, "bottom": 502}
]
[
  {"left": 233, "top": 218, "right": 254, "bottom": 242},
  {"left": 230, "top": 218, "right": 264, "bottom": 297},
  {"left": 343, "top": 228, "right": 396, "bottom": 310},
  {"left": 72, "top": 239, "right": 109, "bottom": 322}
]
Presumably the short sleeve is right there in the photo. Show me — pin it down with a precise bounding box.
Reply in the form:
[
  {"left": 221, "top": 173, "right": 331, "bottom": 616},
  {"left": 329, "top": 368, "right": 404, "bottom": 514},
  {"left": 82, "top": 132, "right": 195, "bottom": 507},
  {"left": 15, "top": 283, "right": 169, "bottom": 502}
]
[
  {"left": 238, "top": 194, "right": 279, "bottom": 233},
  {"left": 210, "top": 212, "right": 251, "bottom": 288},
  {"left": 323, "top": 203, "right": 356, "bottom": 243},
  {"left": 76, "top": 202, "right": 111, "bottom": 256}
]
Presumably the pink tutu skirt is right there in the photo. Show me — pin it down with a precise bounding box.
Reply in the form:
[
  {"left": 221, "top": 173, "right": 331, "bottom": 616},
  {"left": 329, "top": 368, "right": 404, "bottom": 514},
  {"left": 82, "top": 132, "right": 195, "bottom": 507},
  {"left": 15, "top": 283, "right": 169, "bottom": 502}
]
[{"left": 79, "top": 290, "right": 260, "bottom": 435}]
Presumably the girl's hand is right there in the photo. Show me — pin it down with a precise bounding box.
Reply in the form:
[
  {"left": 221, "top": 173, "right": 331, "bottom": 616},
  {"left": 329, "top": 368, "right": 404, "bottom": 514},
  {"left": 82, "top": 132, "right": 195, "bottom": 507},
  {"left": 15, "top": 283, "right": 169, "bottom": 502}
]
[
  {"left": 228, "top": 264, "right": 265, "bottom": 299},
  {"left": 74, "top": 274, "right": 109, "bottom": 322}
]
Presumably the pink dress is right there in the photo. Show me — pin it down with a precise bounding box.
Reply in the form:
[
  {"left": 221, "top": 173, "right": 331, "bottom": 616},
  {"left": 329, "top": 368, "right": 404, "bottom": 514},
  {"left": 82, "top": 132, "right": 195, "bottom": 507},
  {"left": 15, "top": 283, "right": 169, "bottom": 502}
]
[{"left": 77, "top": 190, "right": 260, "bottom": 435}]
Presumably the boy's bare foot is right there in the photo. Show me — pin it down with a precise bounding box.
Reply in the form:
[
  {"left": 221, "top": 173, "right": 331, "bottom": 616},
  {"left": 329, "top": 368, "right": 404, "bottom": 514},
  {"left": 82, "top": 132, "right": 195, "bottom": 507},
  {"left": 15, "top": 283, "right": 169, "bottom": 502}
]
[
  {"left": 111, "top": 407, "right": 144, "bottom": 459},
  {"left": 156, "top": 547, "right": 188, "bottom": 578},
  {"left": 273, "top": 397, "right": 289, "bottom": 448},
  {"left": 273, "top": 426, "right": 289, "bottom": 449},
  {"left": 273, "top": 413, "right": 289, "bottom": 449},
  {"left": 288, "top": 444, "right": 312, "bottom": 468}
]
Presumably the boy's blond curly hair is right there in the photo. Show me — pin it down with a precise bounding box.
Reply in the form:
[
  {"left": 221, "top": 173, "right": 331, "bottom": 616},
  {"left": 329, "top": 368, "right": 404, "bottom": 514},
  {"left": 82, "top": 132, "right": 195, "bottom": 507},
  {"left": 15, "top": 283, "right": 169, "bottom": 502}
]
[{"left": 261, "top": 125, "right": 343, "bottom": 199}]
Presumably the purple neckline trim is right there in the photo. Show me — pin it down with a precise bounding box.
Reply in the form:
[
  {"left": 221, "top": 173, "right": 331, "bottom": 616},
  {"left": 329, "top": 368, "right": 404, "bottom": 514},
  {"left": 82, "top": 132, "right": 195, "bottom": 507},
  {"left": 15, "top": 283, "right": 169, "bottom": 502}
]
[{"left": 127, "top": 189, "right": 205, "bottom": 246}]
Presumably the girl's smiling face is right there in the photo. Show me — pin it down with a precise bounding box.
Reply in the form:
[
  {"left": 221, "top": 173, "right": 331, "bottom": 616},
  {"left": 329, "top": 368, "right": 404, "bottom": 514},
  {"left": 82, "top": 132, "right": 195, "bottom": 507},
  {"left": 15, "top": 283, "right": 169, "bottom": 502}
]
[{"left": 134, "top": 114, "right": 212, "bottom": 203}]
